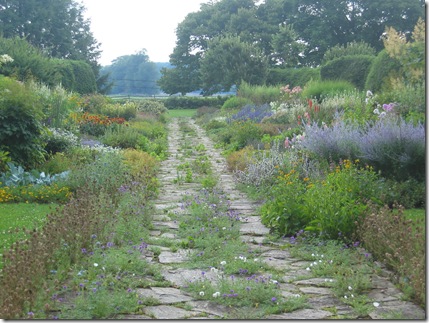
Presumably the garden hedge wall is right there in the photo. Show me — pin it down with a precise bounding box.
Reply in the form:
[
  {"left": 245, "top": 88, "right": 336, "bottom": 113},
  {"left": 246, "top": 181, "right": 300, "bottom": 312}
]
[
  {"left": 163, "top": 95, "right": 230, "bottom": 109},
  {"left": 320, "top": 55, "right": 374, "bottom": 90},
  {"left": 365, "top": 49, "right": 402, "bottom": 93}
]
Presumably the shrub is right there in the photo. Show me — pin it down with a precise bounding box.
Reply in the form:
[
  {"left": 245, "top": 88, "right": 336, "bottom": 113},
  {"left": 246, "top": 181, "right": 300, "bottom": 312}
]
[
  {"left": 359, "top": 117, "right": 425, "bottom": 182},
  {"left": 357, "top": 204, "right": 425, "bottom": 307},
  {"left": 302, "top": 159, "right": 381, "bottom": 241},
  {"left": 237, "top": 82, "right": 281, "bottom": 105},
  {"left": 381, "top": 178, "right": 425, "bottom": 209},
  {"left": 320, "top": 55, "right": 375, "bottom": 90},
  {"left": 234, "top": 141, "right": 288, "bottom": 187},
  {"left": 301, "top": 79, "right": 356, "bottom": 101},
  {"left": 260, "top": 168, "right": 308, "bottom": 236},
  {"left": 0, "top": 77, "right": 45, "bottom": 168},
  {"left": 222, "top": 96, "right": 253, "bottom": 110},
  {"left": 322, "top": 41, "right": 376, "bottom": 64},
  {"left": 43, "top": 128, "right": 80, "bottom": 154},
  {"left": 228, "top": 120, "right": 263, "bottom": 150},
  {"left": 81, "top": 93, "right": 112, "bottom": 114},
  {"left": 266, "top": 67, "right": 320, "bottom": 87},
  {"left": 226, "top": 146, "right": 255, "bottom": 172},
  {"left": 75, "top": 113, "right": 127, "bottom": 137},
  {"left": 100, "top": 102, "right": 137, "bottom": 120},
  {"left": 300, "top": 119, "right": 362, "bottom": 163},
  {"left": 135, "top": 99, "right": 167, "bottom": 115},
  {"left": 163, "top": 96, "right": 228, "bottom": 109},
  {"left": 101, "top": 124, "right": 149, "bottom": 150},
  {"left": 364, "top": 49, "right": 401, "bottom": 93}
]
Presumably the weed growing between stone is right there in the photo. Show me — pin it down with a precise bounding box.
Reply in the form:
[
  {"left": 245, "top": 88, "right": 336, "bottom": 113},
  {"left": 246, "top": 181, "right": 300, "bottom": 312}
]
[{"left": 289, "top": 233, "right": 381, "bottom": 318}]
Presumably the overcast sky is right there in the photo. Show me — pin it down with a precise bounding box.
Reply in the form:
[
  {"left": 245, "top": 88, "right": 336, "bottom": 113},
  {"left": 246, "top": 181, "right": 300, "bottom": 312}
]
[{"left": 80, "top": 0, "right": 206, "bottom": 66}]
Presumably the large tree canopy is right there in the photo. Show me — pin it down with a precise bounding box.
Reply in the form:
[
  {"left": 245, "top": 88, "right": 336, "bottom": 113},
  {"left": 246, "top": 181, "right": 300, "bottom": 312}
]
[
  {"left": 159, "top": 0, "right": 424, "bottom": 95},
  {"left": 0, "top": 0, "right": 100, "bottom": 65},
  {"left": 101, "top": 50, "right": 161, "bottom": 96}
]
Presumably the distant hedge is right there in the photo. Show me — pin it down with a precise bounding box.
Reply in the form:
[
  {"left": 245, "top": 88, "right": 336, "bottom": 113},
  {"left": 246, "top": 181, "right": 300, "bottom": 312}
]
[
  {"left": 163, "top": 96, "right": 230, "bottom": 109},
  {"left": 320, "top": 55, "right": 374, "bottom": 90},
  {"left": 266, "top": 67, "right": 320, "bottom": 87},
  {"left": 365, "top": 49, "right": 401, "bottom": 93}
]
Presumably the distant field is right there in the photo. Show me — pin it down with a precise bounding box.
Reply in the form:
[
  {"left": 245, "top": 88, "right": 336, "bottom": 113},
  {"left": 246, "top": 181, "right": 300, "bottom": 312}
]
[{"left": 167, "top": 109, "right": 196, "bottom": 118}]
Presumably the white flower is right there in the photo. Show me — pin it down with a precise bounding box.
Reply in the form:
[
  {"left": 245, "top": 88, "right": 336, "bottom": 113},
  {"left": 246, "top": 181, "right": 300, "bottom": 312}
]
[
  {"left": 220, "top": 261, "right": 226, "bottom": 266},
  {"left": 293, "top": 294, "right": 301, "bottom": 298},
  {"left": 329, "top": 279, "right": 333, "bottom": 282},
  {"left": 199, "top": 291, "right": 205, "bottom": 296},
  {"left": 379, "top": 111, "right": 386, "bottom": 118},
  {"left": 222, "top": 227, "right": 226, "bottom": 230},
  {"left": 366, "top": 90, "right": 373, "bottom": 97},
  {"left": 210, "top": 267, "right": 218, "bottom": 273},
  {"left": 212, "top": 292, "right": 220, "bottom": 298},
  {"left": 348, "top": 286, "right": 353, "bottom": 291},
  {"left": 351, "top": 294, "right": 354, "bottom": 298},
  {"left": 94, "top": 263, "right": 99, "bottom": 267},
  {"left": 271, "top": 280, "right": 278, "bottom": 284},
  {"left": 373, "top": 302, "right": 380, "bottom": 307},
  {"left": 254, "top": 258, "right": 259, "bottom": 262},
  {"left": 344, "top": 295, "right": 348, "bottom": 299},
  {"left": 311, "top": 253, "right": 315, "bottom": 257},
  {"left": 306, "top": 267, "right": 311, "bottom": 271},
  {"left": 373, "top": 108, "right": 380, "bottom": 115}
]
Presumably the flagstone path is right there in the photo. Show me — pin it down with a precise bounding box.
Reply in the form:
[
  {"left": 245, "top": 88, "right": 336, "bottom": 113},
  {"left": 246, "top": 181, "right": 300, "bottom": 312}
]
[{"left": 122, "top": 117, "right": 425, "bottom": 320}]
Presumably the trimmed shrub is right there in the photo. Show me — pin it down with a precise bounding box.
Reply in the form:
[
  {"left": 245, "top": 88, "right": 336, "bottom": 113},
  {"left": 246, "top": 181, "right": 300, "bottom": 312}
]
[
  {"left": 320, "top": 55, "right": 375, "bottom": 90},
  {"left": 322, "top": 41, "right": 376, "bottom": 64},
  {"left": 135, "top": 99, "right": 167, "bottom": 115},
  {"left": 364, "top": 49, "right": 401, "bottom": 93},
  {"left": 267, "top": 67, "right": 320, "bottom": 87}
]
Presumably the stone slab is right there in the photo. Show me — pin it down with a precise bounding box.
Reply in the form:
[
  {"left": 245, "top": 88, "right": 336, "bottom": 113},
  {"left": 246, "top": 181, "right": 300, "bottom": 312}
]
[
  {"left": 136, "top": 287, "right": 193, "bottom": 304},
  {"left": 239, "top": 222, "right": 270, "bottom": 235},
  {"left": 299, "top": 286, "right": 333, "bottom": 295},
  {"left": 267, "top": 308, "right": 333, "bottom": 319},
  {"left": 158, "top": 250, "right": 189, "bottom": 264},
  {"left": 143, "top": 305, "right": 200, "bottom": 319},
  {"left": 162, "top": 268, "right": 220, "bottom": 287}
]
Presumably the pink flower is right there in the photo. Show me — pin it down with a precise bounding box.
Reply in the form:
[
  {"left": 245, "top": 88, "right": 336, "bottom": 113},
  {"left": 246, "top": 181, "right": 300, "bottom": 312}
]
[{"left": 382, "top": 103, "right": 394, "bottom": 111}]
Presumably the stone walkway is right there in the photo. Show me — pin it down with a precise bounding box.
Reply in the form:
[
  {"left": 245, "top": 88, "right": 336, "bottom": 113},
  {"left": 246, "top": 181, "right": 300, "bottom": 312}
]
[{"left": 123, "top": 117, "right": 425, "bottom": 320}]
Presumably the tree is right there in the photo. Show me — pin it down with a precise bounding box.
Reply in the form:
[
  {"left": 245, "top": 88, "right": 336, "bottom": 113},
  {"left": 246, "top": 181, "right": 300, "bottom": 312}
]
[
  {"left": 0, "top": 0, "right": 100, "bottom": 64},
  {"left": 101, "top": 50, "right": 161, "bottom": 95},
  {"left": 199, "top": 35, "right": 268, "bottom": 95},
  {"left": 271, "top": 24, "right": 306, "bottom": 66}
]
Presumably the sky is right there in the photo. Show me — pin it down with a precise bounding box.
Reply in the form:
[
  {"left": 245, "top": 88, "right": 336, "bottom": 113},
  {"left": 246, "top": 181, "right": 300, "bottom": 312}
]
[{"left": 80, "top": 0, "right": 207, "bottom": 66}]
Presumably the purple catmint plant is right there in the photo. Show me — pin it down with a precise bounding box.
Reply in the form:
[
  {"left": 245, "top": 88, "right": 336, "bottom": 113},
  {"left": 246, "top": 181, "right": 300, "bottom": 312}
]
[
  {"left": 301, "top": 119, "right": 362, "bottom": 162},
  {"left": 359, "top": 117, "right": 425, "bottom": 181},
  {"left": 228, "top": 104, "right": 273, "bottom": 123}
]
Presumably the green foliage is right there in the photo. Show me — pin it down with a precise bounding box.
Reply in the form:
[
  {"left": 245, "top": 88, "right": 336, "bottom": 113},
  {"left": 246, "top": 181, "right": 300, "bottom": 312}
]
[
  {"left": 222, "top": 96, "right": 253, "bottom": 110},
  {"left": 134, "top": 99, "right": 167, "bottom": 115},
  {"left": 163, "top": 96, "right": 228, "bottom": 109},
  {"left": 100, "top": 102, "right": 137, "bottom": 120},
  {"left": 301, "top": 79, "right": 356, "bottom": 101},
  {"left": 364, "top": 50, "right": 401, "bottom": 92},
  {"left": 101, "top": 49, "right": 161, "bottom": 95},
  {"left": 302, "top": 160, "right": 381, "bottom": 241},
  {"left": 266, "top": 67, "right": 321, "bottom": 87},
  {"left": 237, "top": 82, "right": 281, "bottom": 105},
  {"left": 358, "top": 204, "right": 425, "bottom": 307},
  {"left": 0, "top": 77, "right": 46, "bottom": 168},
  {"left": 0, "top": 162, "right": 69, "bottom": 187},
  {"left": 81, "top": 93, "right": 113, "bottom": 114},
  {"left": 229, "top": 121, "right": 263, "bottom": 151},
  {"left": 0, "top": 0, "right": 100, "bottom": 64},
  {"left": 68, "top": 60, "right": 97, "bottom": 94},
  {"left": 42, "top": 128, "right": 80, "bottom": 155},
  {"left": 322, "top": 41, "right": 376, "bottom": 64},
  {"left": 0, "top": 37, "right": 54, "bottom": 84},
  {"left": 260, "top": 169, "right": 308, "bottom": 236},
  {"left": 200, "top": 35, "right": 268, "bottom": 95},
  {"left": 101, "top": 125, "right": 150, "bottom": 150},
  {"left": 320, "top": 55, "right": 375, "bottom": 90},
  {"left": 0, "top": 150, "right": 12, "bottom": 173}
]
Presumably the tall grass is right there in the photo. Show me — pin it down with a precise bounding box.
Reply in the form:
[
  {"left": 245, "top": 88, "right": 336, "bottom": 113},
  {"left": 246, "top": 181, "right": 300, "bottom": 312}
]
[{"left": 237, "top": 82, "right": 281, "bottom": 104}]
